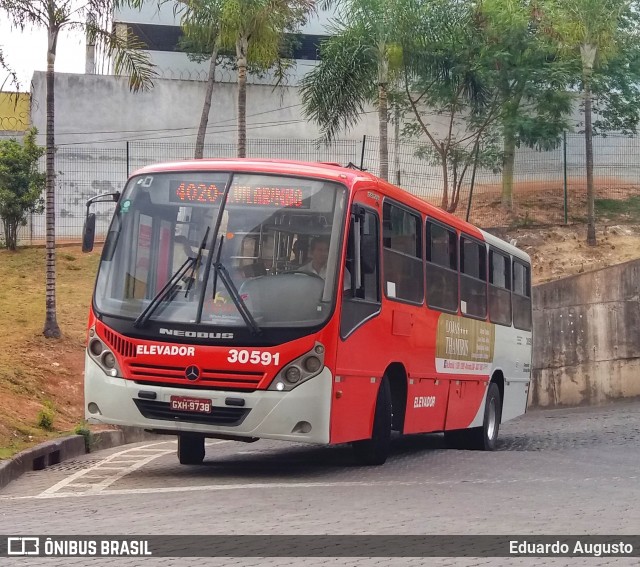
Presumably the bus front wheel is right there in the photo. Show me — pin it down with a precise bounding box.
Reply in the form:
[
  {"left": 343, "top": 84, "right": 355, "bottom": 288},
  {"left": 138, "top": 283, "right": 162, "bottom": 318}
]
[
  {"left": 178, "top": 434, "right": 205, "bottom": 465},
  {"left": 444, "top": 382, "right": 501, "bottom": 451},
  {"left": 352, "top": 377, "right": 392, "bottom": 466}
]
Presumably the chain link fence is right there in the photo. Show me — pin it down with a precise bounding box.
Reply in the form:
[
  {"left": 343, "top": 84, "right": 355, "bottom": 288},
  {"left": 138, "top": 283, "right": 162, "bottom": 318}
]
[{"left": 5, "top": 133, "right": 640, "bottom": 246}]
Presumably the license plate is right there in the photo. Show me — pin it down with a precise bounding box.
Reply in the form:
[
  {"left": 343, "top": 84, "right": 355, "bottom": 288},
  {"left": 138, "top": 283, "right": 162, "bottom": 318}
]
[{"left": 170, "top": 396, "right": 212, "bottom": 414}]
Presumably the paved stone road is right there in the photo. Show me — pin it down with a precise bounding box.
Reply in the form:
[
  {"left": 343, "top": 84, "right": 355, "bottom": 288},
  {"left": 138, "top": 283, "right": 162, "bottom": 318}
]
[{"left": 1, "top": 400, "right": 639, "bottom": 567}]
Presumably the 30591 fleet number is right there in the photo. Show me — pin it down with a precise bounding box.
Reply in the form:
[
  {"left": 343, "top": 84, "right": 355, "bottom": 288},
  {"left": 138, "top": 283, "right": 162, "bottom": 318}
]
[{"left": 227, "top": 349, "right": 280, "bottom": 365}]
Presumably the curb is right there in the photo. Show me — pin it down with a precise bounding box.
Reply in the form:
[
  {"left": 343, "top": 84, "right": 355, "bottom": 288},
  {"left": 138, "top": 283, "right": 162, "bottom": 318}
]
[{"left": 0, "top": 427, "right": 162, "bottom": 491}]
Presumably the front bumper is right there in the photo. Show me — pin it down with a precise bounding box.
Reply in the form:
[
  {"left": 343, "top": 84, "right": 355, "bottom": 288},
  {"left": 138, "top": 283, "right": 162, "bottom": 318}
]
[{"left": 84, "top": 353, "right": 331, "bottom": 444}]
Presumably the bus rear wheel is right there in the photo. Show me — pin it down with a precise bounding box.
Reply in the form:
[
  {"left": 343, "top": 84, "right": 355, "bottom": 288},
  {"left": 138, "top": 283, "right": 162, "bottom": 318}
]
[
  {"left": 352, "top": 377, "right": 392, "bottom": 466},
  {"left": 444, "top": 382, "right": 501, "bottom": 451},
  {"left": 178, "top": 434, "right": 205, "bottom": 465}
]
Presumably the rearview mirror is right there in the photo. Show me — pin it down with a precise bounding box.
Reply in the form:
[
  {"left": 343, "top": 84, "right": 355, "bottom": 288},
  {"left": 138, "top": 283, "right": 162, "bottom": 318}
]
[{"left": 82, "top": 213, "right": 96, "bottom": 253}]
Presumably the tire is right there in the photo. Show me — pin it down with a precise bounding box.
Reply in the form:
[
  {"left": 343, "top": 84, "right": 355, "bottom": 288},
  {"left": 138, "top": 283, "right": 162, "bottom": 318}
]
[
  {"left": 177, "top": 434, "right": 205, "bottom": 465},
  {"left": 352, "top": 377, "right": 392, "bottom": 465},
  {"left": 444, "top": 382, "right": 502, "bottom": 451}
]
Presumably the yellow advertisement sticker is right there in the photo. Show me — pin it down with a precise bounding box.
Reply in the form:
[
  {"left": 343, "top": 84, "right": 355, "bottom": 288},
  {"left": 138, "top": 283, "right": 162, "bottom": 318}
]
[{"left": 435, "top": 314, "right": 495, "bottom": 375}]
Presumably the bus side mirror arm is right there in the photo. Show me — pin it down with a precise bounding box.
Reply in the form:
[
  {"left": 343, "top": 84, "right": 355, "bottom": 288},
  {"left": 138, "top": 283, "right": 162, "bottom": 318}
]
[{"left": 82, "top": 192, "right": 120, "bottom": 253}]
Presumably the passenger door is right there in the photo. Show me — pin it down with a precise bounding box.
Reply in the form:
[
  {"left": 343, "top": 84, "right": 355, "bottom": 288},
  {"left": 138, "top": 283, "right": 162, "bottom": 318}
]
[{"left": 331, "top": 196, "right": 383, "bottom": 444}]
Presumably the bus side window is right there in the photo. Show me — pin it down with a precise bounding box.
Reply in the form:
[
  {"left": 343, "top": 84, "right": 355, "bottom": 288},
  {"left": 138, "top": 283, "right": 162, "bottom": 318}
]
[
  {"left": 489, "top": 249, "right": 512, "bottom": 326},
  {"left": 426, "top": 220, "right": 458, "bottom": 312},
  {"left": 512, "top": 260, "right": 532, "bottom": 331},
  {"left": 382, "top": 202, "right": 424, "bottom": 304},
  {"left": 460, "top": 236, "right": 487, "bottom": 319}
]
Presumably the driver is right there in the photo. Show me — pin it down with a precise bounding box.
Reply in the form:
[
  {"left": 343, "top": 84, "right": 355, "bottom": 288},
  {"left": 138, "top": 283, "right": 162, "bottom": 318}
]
[
  {"left": 301, "top": 236, "right": 351, "bottom": 290},
  {"left": 301, "top": 236, "right": 330, "bottom": 278}
]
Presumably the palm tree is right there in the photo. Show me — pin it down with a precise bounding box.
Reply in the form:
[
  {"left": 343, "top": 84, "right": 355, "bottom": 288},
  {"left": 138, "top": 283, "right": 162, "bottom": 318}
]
[
  {"left": 547, "top": 0, "right": 630, "bottom": 246},
  {"left": 300, "top": 0, "right": 406, "bottom": 180},
  {"left": 175, "top": 0, "right": 224, "bottom": 159},
  {"left": 219, "top": 0, "right": 315, "bottom": 158},
  {"left": 0, "top": 0, "right": 155, "bottom": 338},
  {"left": 0, "top": 47, "right": 20, "bottom": 90}
]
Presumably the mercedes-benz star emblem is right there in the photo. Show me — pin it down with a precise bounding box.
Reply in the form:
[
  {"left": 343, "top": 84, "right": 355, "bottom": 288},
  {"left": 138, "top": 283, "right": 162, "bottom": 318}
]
[{"left": 185, "top": 365, "right": 200, "bottom": 381}]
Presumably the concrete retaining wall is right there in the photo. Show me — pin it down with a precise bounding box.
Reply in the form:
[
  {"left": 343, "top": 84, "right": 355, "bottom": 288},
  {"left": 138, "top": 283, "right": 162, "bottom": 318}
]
[{"left": 531, "top": 259, "right": 640, "bottom": 407}]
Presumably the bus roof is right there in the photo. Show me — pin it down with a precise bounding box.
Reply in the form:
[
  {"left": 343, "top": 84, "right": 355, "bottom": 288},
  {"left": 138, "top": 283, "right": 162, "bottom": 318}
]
[
  {"left": 479, "top": 229, "right": 531, "bottom": 263},
  {"left": 131, "top": 158, "right": 530, "bottom": 263},
  {"left": 130, "top": 158, "right": 371, "bottom": 185}
]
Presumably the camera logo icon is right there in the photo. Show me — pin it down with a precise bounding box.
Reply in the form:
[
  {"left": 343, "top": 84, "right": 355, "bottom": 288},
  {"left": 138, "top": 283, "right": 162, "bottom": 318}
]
[{"left": 7, "top": 537, "right": 40, "bottom": 555}]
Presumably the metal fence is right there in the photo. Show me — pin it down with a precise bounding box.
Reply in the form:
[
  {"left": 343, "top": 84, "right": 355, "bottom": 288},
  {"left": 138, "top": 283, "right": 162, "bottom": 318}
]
[{"left": 6, "top": 133, "right": 640, "bottom": 245}]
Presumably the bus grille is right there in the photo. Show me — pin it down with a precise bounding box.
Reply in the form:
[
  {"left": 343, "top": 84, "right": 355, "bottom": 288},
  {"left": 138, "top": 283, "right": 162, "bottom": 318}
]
[
  {"left": 127, "top": 363, "right": 264, "bottom": 390},
  {"left": 133, "top": 399, "right": 250, "bottom": 426},
  {"left": 101, "top": 327, "right": 137, "bottom": 358}
]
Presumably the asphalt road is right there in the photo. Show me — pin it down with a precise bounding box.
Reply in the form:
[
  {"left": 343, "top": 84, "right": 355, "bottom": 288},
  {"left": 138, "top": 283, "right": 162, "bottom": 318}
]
[{"left": 1, "top": 400, "right": 639, "bottom": 567}]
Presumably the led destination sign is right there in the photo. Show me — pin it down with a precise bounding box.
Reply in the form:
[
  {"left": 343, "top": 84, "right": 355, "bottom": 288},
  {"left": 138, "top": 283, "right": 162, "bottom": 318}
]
[{"left": 169, "top": 181, "right": 311, "bottom": 209}]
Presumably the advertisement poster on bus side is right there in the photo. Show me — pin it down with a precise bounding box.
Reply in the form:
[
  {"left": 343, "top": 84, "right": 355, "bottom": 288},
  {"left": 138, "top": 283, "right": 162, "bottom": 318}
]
[{"left": 435, "top": 314, "right": 495, "bottom": 375}]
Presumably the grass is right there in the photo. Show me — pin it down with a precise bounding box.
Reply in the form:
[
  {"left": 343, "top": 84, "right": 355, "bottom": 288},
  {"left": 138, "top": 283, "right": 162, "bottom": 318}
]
[
  {"left": 37, "top": 401, "right": 56, "bottom": 431},
  {"left": 74, "top": 422, "right": 95, "bottom": 452},
  {"left": 0, "top": 244, "right": 102, "bottom": 459},
  {"left": 596, "top": 195, "right": 640, "bottom": 220}
]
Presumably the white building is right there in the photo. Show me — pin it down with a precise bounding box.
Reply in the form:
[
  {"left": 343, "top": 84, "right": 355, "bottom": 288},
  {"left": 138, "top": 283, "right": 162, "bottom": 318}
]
[{"left": 112, "top": 1, "right": 336, "bottom": 84}]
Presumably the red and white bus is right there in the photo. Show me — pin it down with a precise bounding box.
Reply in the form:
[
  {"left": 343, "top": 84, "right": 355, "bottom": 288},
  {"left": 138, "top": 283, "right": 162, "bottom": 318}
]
[{"left": 82, "top": 159, "right": 532, "bottom": 465}]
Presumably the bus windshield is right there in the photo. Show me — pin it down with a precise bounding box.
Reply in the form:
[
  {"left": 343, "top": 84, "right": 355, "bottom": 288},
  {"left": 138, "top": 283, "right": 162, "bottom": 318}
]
[{"left": 94, "top": 171, "right": 347, "bottom": 329}]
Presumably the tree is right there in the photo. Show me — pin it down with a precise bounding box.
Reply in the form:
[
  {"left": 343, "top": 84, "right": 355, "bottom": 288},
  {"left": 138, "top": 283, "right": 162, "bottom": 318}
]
[
  {"left": 400, "top": 0, "right": 501, "bottom": 212},
  {"left": 0, "top": 129, "right": 45, "bottom": 250},
  {"left": 219, "top": 0, "right": 315, "bottom": 158},
  {"left": 546, "top": 0, "right": 637, "bottom": 245},
  {"left": 0, "top": 46, "right": 20, "bottom": 90},
  {"left": 300, "top": 0, "right": 407, "bottom": 181},
  {"left": 0, "top": 0, "right": 156, "bottom": 338},
  {"left": 478, "top": 0, "right": 575, "bottom": 210},
  {"left": 174, "top": 0, "right": 224, "bottom": 159}
]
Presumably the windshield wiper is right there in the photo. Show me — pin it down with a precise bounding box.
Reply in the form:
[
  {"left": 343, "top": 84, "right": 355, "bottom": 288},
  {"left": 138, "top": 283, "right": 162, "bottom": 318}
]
[
  {"left": 133, "top": 228, "right": 211, "bottom": 328},
  {"left": 184, "top": 226, "right": 210, "bottom": 297},
  {"left": 210, "top": 236, "right": 261, "bottom": 336},
  {"left": 133, "top": 256, "right": 195, "bottom": 328}
]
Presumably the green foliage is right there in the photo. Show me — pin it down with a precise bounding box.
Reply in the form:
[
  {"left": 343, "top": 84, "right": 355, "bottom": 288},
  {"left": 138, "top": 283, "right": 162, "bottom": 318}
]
[
  {"left": 543, "top": 0, "right": 640, "bottom": 136},
  {"left": 300, "top": 27, "right": 379, "bottom": 143},
  {"left": 175, "top": 0, "right": 225, "bottom": 63},
  {"left": 583, "top": 5, "right": 640, "bottom": 135},
  {"left": 300, "top": 0, "right": 407, "bottom": 143},
  {"left": 546, "top": 0, "right": 628, "bottom": 66},
  {"left": 595, "top": 196, "right": 640, "bottom": 220},
  {"left": 37, "top": 401, "right": 55, "bottom": 431},
  {"left": 74, "top": 423, "right": 95, "bottom": 452},
  {"left": 218, "top": 0, "right": 314, "bottom": 68},
  {"left": 0, "top": 128, "right": 45, "bottom": 250},
  {"left": 479, "top": 0, "right": 575, "bottom": 160},
  {"left": 544, "top": 0, "right": 640, "bottom": 242},
  {"left": 0, "top": 1, "right": 156, "bottom": 92},
  {"left": 399, "top": 0, "right": 501, "bottom": 211}
]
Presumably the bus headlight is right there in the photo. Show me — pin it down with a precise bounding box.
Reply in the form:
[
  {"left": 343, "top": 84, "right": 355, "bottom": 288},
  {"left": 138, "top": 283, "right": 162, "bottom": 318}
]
[
  {"left": 284, "top": 366, "right": 301, "bottom": 384},
  {"left": 89, "top": 339, "right": 103, "bottom": 356},
  {"left": 102, "top": 352, "right": 116, "bottom": 369},
  {"left": 303, "top": 356, "right": 321, "bottom": 373},
  {"left": 87, "top": 326, "right": 122, "bottom": 378},
  {"left": 269, "top": 342, "right": 325, "bottom": 391}
]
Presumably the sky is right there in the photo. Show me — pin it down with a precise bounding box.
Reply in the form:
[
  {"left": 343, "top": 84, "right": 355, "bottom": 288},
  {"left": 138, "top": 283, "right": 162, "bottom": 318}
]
[{"left": 1, "top": 20, "right": 85, "bottom": 92}]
